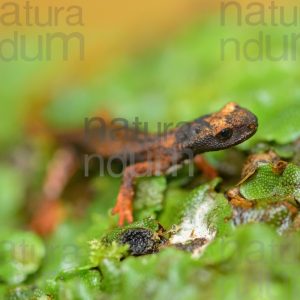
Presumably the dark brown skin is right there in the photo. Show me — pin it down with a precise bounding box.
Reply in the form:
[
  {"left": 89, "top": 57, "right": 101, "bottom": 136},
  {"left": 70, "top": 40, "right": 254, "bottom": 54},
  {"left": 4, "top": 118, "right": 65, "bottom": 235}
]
[{"left": 30, "top": 102, "right": 258, "bottom": 233}]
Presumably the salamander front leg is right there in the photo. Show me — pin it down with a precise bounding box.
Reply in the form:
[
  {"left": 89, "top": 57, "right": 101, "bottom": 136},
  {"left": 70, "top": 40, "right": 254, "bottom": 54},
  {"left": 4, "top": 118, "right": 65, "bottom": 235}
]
[
  {"left": 194, "top": 154, "right": 218, "bottom": 179},
  {"left": 112, "top": 161, "right": 169, "bottom": 226}
]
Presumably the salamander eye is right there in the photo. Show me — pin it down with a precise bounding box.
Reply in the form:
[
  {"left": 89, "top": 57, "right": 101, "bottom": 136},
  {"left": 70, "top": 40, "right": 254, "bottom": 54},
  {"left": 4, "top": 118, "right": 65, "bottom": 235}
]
[
  {"left": 193, "top": 127, "right": 201, "bottom": 135},
  {"left": 216, "top": 128, "right": 233, "bottom": 140}
]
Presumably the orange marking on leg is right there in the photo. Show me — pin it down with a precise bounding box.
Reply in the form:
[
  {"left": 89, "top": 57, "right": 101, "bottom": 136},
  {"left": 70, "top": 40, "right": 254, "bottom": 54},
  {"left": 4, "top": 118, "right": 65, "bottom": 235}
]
[
  {"left": 112, "top": 161, "right": 170, "bottom": 226},
  {"left": 194, "top": 155, "right": 218, "bottom": 179},
  {"left": 30, "top": 147, "right": 78, "bottom": 236},
  {"left": 112, "top": 186, "right": 134, "bottom": 226}
]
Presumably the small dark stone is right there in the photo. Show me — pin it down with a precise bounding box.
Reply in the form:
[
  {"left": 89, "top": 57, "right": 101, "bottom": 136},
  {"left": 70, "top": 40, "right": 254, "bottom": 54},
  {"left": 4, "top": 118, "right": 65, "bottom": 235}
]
[{"left": 119, "top": 228, "right": 159, "bottom": 256}]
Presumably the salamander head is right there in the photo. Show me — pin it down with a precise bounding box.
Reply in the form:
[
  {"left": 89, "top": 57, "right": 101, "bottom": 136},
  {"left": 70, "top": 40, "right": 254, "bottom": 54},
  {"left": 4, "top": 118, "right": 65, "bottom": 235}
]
[{"left": 176, "top": 102, "right": 258, "bottom": 154}]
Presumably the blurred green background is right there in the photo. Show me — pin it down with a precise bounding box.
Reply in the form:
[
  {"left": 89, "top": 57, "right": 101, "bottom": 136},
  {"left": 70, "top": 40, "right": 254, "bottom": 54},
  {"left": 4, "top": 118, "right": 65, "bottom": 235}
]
[{"left": 0, "top": 0, "right": 298, "bottom": 148}]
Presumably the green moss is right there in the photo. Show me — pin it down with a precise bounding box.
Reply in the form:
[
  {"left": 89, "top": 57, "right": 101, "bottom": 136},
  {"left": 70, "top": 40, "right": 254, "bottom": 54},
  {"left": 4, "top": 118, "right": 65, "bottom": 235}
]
[
  {"left": 169, "top": 178, "right": 232, "bottom": 251},
  {"left": 55, "top": 271, "right": 102, "bottom": 300},
  {"left": 101, "top": 218, "right": 160, "bottom": 245},
  {"left": 233, "top": 203, "right": 293, "bottom": 234},
  {"left": 159, "top": 188, "right": 190, "bottom": 228},
  {"left": 0, "top": 232, "right": 45, "bottom": 285},
  {"left": 134, "top": 176, "right": 167, "bottom": 220},
  {"left": 206, "top": 193, "right": 233, "bottom": 237},
  {"left": 181, "top": 178, "right": 232, "bottom": 237},
  {"left": 240, "top": 163, "right": 300, "bottom": 201},
  {"left": 92, "top": 225, "right": 300, "bottom": 300},
  {"left": 177, "top": 178, "right": 221, "bottom": 223},
  {"left": 5, "top": 286, "right": 48, "bottom": 300}
]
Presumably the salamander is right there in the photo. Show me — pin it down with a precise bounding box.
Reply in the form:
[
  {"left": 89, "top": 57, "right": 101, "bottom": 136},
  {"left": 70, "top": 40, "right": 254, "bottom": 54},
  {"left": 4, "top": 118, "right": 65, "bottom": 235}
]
[{"left": 30, "top": 102, "right": 258, "bottom": 233}]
